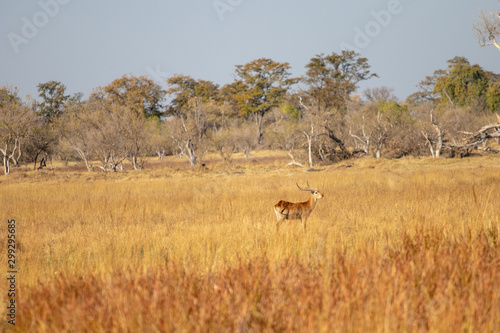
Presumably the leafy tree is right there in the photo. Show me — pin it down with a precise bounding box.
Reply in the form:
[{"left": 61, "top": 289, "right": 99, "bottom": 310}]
[
  {"left": 166, "top": 75, "right": 219, "bottom": 113},
  {"left": 302, "top": 50, "right": 378, "bottom": 112},
  {"left": 280, "top": 102, "right": 301, "bottom": 119},
  {"left": 0, "top": 86, "right": 22, "bottom": 106},
  {"left": 223, "top": 58, "right": 298, "bottom": 144},
  {"left": 410, "top": 57, "right": 499, "bottom": 113},
  {"left": 433, "top": 57, "right": 490, "bottom": 109},
  {"left": 91, "top": 75, "right": 165, "bottom": 119},
  {"left": 405, "top": 71, "right": 446, "bottom": 106},
  {"left": 487, "top": 80, "right": 500, "bottom": 112},
  {"left": 33, "top": 81, "right": 67, "bottom": 166},
  {"left": 24, "top": 119, "right": 58, "bottom": 170},
  {"left": 296, "top": 51, "right": 377, "bottom": 162},
  {"left": 37, "top": 81, "right": 69, "bottom": 119}
]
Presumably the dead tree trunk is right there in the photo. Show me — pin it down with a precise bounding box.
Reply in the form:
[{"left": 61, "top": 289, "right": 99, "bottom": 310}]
[
  {"left": 349, "top": 124, "right": 370, "bottom": 155},
  {"left": 253, "top": 111, "right": 265, "bottom": 145},
  {"left": 324, "top": 125, "right": 351, "bottom": 160},
  {"left": 176, "top": 139, "right": 197, "bottom": 166},
  {"left": 2, "top": 154, "right": 10, "bottom": 175},
  {"left": 422, "top": 110, "right": 445, "bottom": 158},
  {"left": 302, "top": 122, "right": 317, "bottom": 168},
  {"left": 0, "top": 139, "right": 19, "bottom": 175},
  {"left": 374, "top": 132, "right": 387, "bottom": 159},
  {"left": 447, "top": 120, "right": 500, "bottom": 155},
  {"left": 287, "top": 151, "right": 304, "bottom": 167}
]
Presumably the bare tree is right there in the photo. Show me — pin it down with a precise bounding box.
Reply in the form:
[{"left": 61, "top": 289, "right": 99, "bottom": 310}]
[
  {"left": 25, "top": 118, "right": 58, "bottom": 170},
  {"left": 59, "top": 101, "right": 97, "bottom": 172},
  {"left": 363, "top": 86, "right": 397, "bottom": 104},
  {"left": 0, "top": 88, "right": 36, "bottom": 175},
  {"left": 349, "top": 117, "right": 388, "bottom": 158},
  {"left": 207, "top": 106, "right": 241, "bottom": 163},
  {"left": 233, "top": 122, "right": 257, "bottom": 159},
  {"left": 60, "top": 100, "right": 131, "bottom": 172},
  {"left": 265, "top": 109, "right": 305, "bottom": 166},
  {"left": 167, "top": 98, "right": 217, "bottom": 166},
  {"left": 169, "top": 117, "right": 199, "bottom": 166},
  {"left": 422, "top": 110, "right": 444, "bottom": 158},
  {"left": 147, "top": 120, "right": 173, "bottom": 160},
  {"left": 120, "top": 107, "right": 148, "bottom": 170},
  {"left": 347, "top": 97, "right": 395, "bottom": 158},
  {"left": 298, "top": 97, "right": 323, "bottom": 167},
  {"left": 209, "top": 126, "right": 236, "bottom": 163},
  {"left": 474, "top": 9, "right": 500, "bottom": 53}
]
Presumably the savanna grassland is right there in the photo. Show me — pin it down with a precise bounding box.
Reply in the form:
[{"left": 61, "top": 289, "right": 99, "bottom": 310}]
[{"left": 1, "top": 154, "right": 500, "bottom": 332}]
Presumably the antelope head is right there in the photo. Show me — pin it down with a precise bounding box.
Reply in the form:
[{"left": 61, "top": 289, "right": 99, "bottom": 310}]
[{"left": 296, "top": 181, "right": 324, "bottom": 201}]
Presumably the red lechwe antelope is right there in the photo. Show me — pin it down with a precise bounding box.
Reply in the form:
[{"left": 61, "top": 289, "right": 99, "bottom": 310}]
[{"left": 274, "top": 182, "right": 324, "bottom": 232}]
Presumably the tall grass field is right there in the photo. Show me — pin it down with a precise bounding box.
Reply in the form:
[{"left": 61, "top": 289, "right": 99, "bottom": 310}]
[{"left": 1, "top": 155, "right": 500, "bottom": 332}]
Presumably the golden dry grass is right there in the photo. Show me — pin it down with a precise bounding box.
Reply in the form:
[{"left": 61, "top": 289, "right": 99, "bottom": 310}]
[{"left": 1, "top": 154, "right": 500, "bottom": 332}]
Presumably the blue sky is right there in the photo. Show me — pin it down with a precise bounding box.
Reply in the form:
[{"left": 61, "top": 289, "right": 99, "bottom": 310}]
[{"left": 1, "top": 0, "right": 499, "bottom": 102}]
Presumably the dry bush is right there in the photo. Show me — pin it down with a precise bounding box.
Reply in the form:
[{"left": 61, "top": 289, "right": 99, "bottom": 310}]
[
  {"left": 1, "top": 155, "right": 500, "bottom": 331},
  {"left": 12, "top": 228, "right": 500, "bottom": 332}
]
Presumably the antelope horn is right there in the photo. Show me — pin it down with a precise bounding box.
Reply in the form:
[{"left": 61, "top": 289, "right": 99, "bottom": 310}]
[
  {"left": 306, "top": 181, "right": 317, "bottom": 191},
  {"left": 296, "top": 182, "right": 308, "bottom": 191},
  {"left": 297, "top": 182, "right": 317, "bottom": 192}
]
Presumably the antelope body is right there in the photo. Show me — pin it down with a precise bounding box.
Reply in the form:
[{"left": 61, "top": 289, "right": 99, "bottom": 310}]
[{"left": 274, "top": 182, "right": 324, "bottom": 232}]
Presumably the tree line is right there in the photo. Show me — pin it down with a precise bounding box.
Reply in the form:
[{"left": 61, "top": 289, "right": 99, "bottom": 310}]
[{"left": 1, "top": 51, "right": 500, "bottom": 175}]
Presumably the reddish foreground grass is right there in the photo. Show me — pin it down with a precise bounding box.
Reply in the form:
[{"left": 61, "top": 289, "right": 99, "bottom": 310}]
[{"left": 14, "top": 227, "right": 500, "bottom": 332}]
